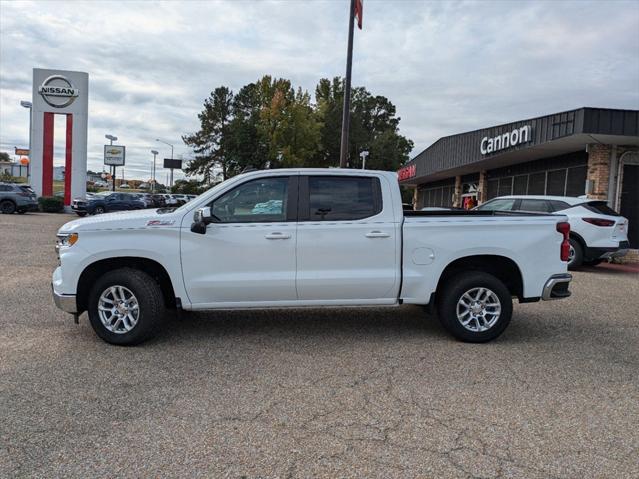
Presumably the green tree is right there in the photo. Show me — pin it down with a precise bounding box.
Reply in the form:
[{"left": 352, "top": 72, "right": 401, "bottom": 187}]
[
  {"left": 0, "top": 152, "right": 11, "bottom": 162},
  {"left": 225, "top": 81, "right": 269, "bottom": 172},
  {"left": 171, "top": 179, "right": 208, "bottom": 195},
  {"left": 314, "top": 77, "right": 413, "bottom": 170},
  {"left": 183, "top": 76, "right": 413, "bottom": 181},
  {"left": 182, "top": 86, "right": 234, "bottom": 182}
]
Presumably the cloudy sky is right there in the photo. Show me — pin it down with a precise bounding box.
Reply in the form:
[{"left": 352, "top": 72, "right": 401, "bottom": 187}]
[{"left": 1, "top": 0, "right": 638, "bottom": 181}]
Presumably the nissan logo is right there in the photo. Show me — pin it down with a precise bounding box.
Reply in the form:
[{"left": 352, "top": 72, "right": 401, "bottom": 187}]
[{"left": 38, "top": 75, "right": 79, "bottom": 108}]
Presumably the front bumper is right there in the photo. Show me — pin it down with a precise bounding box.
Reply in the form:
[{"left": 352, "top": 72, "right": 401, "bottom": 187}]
[
  {"left": 52, "top": 283, "right": 78, "bottom": 314},
  {"left": 541, "top": 273, "right": 572, "bottom": 301}
]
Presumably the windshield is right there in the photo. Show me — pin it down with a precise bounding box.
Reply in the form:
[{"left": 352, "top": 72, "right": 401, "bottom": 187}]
[{"left": 93, "top": 191, "right": 111, "bottom": 197}]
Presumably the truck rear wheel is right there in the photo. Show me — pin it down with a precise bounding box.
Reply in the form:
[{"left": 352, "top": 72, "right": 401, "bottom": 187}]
[
  {"left": 437, "top": 271, "right": 512, "bottom": 343},
  {"left": 87, "top": 268, "right": 166, "bottom": 345}
]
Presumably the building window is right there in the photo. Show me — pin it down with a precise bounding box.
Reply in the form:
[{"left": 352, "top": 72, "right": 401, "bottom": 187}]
[
  {"left": 513, "top": 175, "right": 528, "bottom": 195},
  {"left": 486, "top": 165, "right": 587, "bottom": 200},
  {"left": 498, "top": 177, "right": 513, "bottom": 196},
  {"left": 547, "top": 169, "right": 567, "bottom": 196},
  {"left": 528, "top": 172, "right": 546, "bottom": 195},
  {"left": 566, "top": 166, "right": 587, "bottom": 197},
  {"left": 420, "top": 184, "right": 454, "bottom": 208}
]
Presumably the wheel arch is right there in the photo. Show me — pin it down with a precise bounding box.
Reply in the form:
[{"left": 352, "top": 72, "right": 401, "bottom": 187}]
[
  {"left": 569, "top": 231, "right": 586, "bottom": 250},
  {"left": 76, "top": 257, "right": 177, "bottom": 313},
  {"left": 435, "top": 254, "right": 524, "bottom": 300}
]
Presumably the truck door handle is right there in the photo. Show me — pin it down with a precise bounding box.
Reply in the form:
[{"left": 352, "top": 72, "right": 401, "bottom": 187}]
[
  {"left": 366, "top": 231, "right": 390, "bottom": 238},
  {"left": 265, "top": 232, "right": 291, "bottom": 240}
]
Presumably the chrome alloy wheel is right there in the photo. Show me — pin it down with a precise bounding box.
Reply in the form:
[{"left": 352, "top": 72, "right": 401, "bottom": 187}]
[
  {"left": 568, "top": 244, "right": 576, "bottom": 264},
  {"left": 98, "top": 285, "right": 140, "bottom": 334},
  {"left": 456, "top": 287, "right": 501, "bottom": 332}
]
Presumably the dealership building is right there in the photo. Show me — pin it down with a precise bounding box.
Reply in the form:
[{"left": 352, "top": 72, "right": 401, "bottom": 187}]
[{"left": 398, "top": 107, "right": 639, "bottom": 250}]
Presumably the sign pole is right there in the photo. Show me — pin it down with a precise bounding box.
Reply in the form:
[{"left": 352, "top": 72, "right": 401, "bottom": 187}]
[
  {"left": 109, "top": 138, "right": 116, "bottom": 192},
  {"left": 339, "top": 0, "right": 356, "bottom": 169}
]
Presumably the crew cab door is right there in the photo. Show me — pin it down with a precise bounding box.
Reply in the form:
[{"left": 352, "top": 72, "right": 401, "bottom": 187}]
[
  {"left": 295, "top": 174, "right": 399, "bottom": 302},
  {"left": 180, "top": 175, "right": 298, "bottom": 306}
]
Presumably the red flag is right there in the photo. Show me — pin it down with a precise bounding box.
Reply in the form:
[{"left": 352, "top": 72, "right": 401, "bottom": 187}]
[{"left": 354, "top": 0, "right": 363, "bottom": 29}]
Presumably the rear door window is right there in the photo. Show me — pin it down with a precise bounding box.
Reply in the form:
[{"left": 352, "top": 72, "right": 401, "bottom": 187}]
[
  {"left": 304, "top": 176, "right": 381, "bottom": 221},
  {"left": 548, "top": 200, "right": 570, "bottom": 212},
  {"left": 519, "top": 199, "right": 551, "bottom": 213},
  {"left": 476, "top": 198, "right": 516, "bottom": 211}
]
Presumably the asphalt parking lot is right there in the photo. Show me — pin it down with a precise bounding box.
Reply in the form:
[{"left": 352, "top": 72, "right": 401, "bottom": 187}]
[{"left": 1, "top": 212, "right": 638, "bottom": 478}]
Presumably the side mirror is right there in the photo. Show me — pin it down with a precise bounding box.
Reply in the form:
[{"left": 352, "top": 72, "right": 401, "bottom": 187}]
[
  {"left": 191, "top": 207, "right": 213, "bottom": 235},
  {"left": 193, "top": 207, "right": 213, "bottom": 224}
]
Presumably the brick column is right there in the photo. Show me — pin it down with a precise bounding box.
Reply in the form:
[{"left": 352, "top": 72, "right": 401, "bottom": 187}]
[
  {"left": 477, "top": 170, "right": 488, "bottom": 204},
  {"left": 412, "top": 187, "right": 419, "bottom": 210},
  {"left": 453, "top": 175, "right": 462, "bottom": 208},
  {"left": 586, "top": 144, "right": 612, "bottom": 200}
]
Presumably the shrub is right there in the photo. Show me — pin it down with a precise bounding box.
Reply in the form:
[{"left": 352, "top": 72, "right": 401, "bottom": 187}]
[{"left": 38, "top": 196, "right": 64, "bottom": 213}]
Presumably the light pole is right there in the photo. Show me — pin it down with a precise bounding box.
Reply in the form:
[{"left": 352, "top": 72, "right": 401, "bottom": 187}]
[
  {"left": 360, "top": 150, "right": 369, "bottom": 170},
  {"left": 105, "top": 134, "right": 118, "bottom": 191},
  {"left": 156, "top": 138, "right": 174, "bottom": 187},
  {"left": 20, "top": 101, "right": 32, "bottom": 182},
  {"left": 150, "top": 150, "right": 159, "bottom": 192}
]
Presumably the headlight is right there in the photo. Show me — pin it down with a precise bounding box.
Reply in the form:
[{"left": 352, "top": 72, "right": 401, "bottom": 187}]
[{"left": 56, "top": 233, "right": 78, "bottom": 249}]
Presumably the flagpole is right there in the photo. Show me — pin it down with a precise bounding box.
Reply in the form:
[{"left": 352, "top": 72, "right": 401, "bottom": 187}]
[{"left": 339, "top": 0, "right": 356, "bottom": 168}]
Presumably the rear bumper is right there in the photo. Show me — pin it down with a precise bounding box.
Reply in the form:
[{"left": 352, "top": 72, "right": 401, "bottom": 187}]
[
  {"left": 541, "top": 273, "right": 572, "bottom": 301},
  {"left": 52, "top": 283, "right": 78, "bottom": 314},
  {"left": 585, "top": 241, "right": 630, "bottom": 260}
]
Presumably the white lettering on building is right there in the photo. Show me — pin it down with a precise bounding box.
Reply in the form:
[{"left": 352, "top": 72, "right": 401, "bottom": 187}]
[{"left": 480, "top": 125, "right": 532, "bottom": 155}]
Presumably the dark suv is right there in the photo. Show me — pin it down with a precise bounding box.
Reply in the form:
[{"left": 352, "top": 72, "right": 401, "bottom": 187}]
[
  {"left": 72, "top": 192, "right": 145, "bottom": 216},
  {"left": 0, "top": 183, "right": 38, "bottom": 214}
]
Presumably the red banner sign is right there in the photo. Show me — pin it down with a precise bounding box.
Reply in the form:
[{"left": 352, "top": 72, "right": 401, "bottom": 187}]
[{"left": 397, "top": 164, "right": 416, "bottom": 181}]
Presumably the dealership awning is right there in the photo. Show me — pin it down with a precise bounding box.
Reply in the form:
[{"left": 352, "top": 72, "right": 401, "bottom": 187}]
[{"left": 400, "top": 107, "right": 639, "bottom": 186}]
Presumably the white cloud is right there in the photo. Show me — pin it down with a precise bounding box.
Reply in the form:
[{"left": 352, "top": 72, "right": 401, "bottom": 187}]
[{"left": 1, "top": 0, "right": 638, "bottom": 181}]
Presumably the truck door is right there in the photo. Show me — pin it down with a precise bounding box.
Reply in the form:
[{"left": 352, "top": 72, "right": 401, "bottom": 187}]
[
  {"left": 180, "top": 175, "right": 298, "bottom": 306},
  {"left": 296, "top": 174, "right": 399, "bottom": 302}
]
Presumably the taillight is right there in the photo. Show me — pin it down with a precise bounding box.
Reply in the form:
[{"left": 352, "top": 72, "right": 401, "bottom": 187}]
[
  {"left": 582, "top": 218, "right": 615, "bottom": 227},
  {"left": 557, "top": 222, "right": 570, "bottom": 262}
]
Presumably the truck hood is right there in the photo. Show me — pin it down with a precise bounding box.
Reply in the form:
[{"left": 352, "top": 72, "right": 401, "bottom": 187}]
[{"left": 58, "top": 208, "right": 185, "bottom": 233}]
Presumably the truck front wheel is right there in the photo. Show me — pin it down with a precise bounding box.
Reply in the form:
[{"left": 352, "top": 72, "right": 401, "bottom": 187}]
[
  {"left": 87, "top": 268, "right": 166, "bottom": 345},
  {"left": 437, "top": 271, "right": 512, "bottom": 343}
]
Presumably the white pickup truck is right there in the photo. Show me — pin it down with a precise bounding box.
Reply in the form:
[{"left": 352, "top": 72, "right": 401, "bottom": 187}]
[{"left": 53, "top": 169, "right": 572, "bottom": 345}]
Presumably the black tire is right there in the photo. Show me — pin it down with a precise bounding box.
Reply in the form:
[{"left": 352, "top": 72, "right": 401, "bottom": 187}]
[
  {"left": 437, "top": 271, "right": 513, "bottom": 343},
  {"left": 76, "top": 212, "right": 87, "bottom": 217},
  {"left": 93, "top": 205, "right": 105, "bottom": 215},
  {"left": 0, "top": 200, "right": 16, "bottom": 214},
  {"left": 87, "top": 268, "right": 166, "bottom": 345},
  {"left": 567, "top": 237, "right": 583, "bottom": 270}
]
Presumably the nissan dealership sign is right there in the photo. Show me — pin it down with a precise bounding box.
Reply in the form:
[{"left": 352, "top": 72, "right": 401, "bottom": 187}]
[
  {"left": 480, "top": 125, "right": 532, "bottom": 155},
  {"left": 38, "top": 75, "right": 80, "bottom": 108}
]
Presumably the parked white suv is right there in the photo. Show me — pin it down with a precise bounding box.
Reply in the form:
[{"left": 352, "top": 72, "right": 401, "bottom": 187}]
[{"left": 477, "top": 195, "right": 630, "bottom": 268}]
